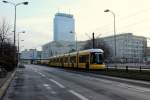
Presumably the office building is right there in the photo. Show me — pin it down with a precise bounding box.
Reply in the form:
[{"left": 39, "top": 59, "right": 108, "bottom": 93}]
[
  {"left": 20, "top": 49, "right": 42, "bottom": 64},
  {"left": 101, "top": 33, "right": 147, "bottom": 62},
  {"left": 54, "top": 13, "right": 75, "bottom": 42},
  {"left": 42, "top": 41, "right": 86, "bottom": 59}
]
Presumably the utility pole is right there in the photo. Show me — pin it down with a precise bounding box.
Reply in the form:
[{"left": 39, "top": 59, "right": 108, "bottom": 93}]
[
  {"left": 2, "top": 0, "right": 29, "bottom": 45},
  {"left": 92, "top": 32, "right": 95, "bottom": 49},
  {"left": 104, "top": 9, "right": 116, "bottom": 57}
]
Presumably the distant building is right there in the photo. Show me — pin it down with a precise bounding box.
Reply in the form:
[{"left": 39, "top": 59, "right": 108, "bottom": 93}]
[
  {"left": 42, "top": 41, "right": 86, "bottom": 59},
  {"left": 20, "top": 49, "right": 42, "bottom": 64},
  {"left": 144, "top": 47, "right": 150, "bottom": 63},
  {"left": 54, "top": 13, "right": 75, "bottom": 42},
  {"left": 101, "top": 33, "right": 147, "bottom": 63}
]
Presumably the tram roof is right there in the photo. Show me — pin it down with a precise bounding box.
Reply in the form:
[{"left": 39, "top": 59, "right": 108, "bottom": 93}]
[
  {"left": 79, "top": 49, "right": 103, "bottom": 53},
  {"left": 49, "top": 49, "right": 104, "bottom": 59},
  {"left": 70, "top": 49, "right": 104, "bottom": 55}
]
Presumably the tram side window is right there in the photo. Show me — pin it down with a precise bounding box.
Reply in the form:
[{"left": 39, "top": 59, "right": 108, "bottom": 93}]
[
  {"left": 64, "top": 57, "right": 66, "bottom": 63},
  {"left": 60, "top": 58, "right": 63, "bottom": 63},
  {"left": 70, "top": 56, "right": 76, "bottom": 63},
  {"left": 57, "top": 58, "right": 59, "bottom": 62},
  {"left": 64, "top": 57, "right": 68, "bottom": 63},
  {"left": 79, "top": 55, "right": 89, "bottom": 63},
  {"left": 52, "top": 59, "right": 54, "bottom": 62}
]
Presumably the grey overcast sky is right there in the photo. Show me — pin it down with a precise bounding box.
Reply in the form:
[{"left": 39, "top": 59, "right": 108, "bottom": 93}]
[{"left": 1, "top": 0, "right": 150, "bottom": 50}]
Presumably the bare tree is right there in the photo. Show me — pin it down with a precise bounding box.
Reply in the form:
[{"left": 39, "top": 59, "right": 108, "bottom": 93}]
[
  {"left": 0, "top": 19, "right": 11, "bottom": 55},
  {"left": 0, "top": 19, "right": 17, "bottom": 71},
  {"left": 0, "top": 19, "right": 11, "bottom": 43}
]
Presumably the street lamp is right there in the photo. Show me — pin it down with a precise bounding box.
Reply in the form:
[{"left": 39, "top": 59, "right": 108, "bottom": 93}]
[
  {"left": 70, "top": 31, "right": 78, "bottom": 51},
  {"left": 104, "top": 9, "right": 117, "bottom": 58},
  {"left": 70, "top": 31, "right": 79, "bottom": 68},
  {"left": 18, "top": 31, "right": 25, "bottom": 64},
  {"left": 18, "top": 31, "right": 25, "bottom": 53},
  {"left": 2, "top": 0, "right": 28, "bottom": 46}
]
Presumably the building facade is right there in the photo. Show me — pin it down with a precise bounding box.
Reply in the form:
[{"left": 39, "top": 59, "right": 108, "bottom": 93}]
[
  {"left": 101, "top": 33, "right": 147, "bottom": 63},
  {"left": 20, "top": 49, "right": 42, "bottom": 64},
  {"left": 42, "top": 41, "right": 86, "bottom": 59},
  {"left": 42, "top": 33, "right": 147, "bottom": 63},
  {"left": 54, "top": 13, "right": 75, "bottom": 42},
  {"left": 144, "top": 47, "right": 150, "bottom": 63}
]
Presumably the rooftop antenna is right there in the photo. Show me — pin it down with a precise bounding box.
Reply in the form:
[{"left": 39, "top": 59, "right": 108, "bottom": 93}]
[
  {"left": 58, "top": 8, "right": 60, "bottom": 13},
  {"left": 69, "top": 9, "right": 71, "bottom": 14}
]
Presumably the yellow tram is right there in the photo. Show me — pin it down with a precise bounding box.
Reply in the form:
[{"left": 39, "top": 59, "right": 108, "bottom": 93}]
[{"left": 48, "top": 49, "right": 105, "bottom": 70}]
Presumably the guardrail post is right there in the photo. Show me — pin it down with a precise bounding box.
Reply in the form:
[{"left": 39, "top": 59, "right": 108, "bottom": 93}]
[{"left": 139, "top": 66, "right": 142, "bottom": 72}]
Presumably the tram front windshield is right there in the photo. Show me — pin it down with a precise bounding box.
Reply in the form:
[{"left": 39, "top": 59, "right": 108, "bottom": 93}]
[{"left": 90, "top": 52, "right": 103, "bottom": 64}]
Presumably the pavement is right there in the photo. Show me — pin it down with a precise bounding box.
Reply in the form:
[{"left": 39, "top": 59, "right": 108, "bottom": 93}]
[
  {"left": 2, "top": 64, "right": 150, "bottom": 100},
  {"left": 0, "top": 71, "right": 16, "bottom": 100}
]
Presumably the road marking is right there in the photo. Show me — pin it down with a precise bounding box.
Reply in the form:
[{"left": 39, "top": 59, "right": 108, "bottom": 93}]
[
  {"left": 39, "top": 72, "right": 43, "bottom": 75},
  {"left": 98, "top": 79, "right": 112, "bottom": 84},
  {"left": 43, "top": 84, "right": 49, "bottom": 87},
  {"left": 49, "top": 79, "right": 65, "bottom": 88},
  {"left": 43, "top": 84, "right": 52, "bottom": 90},
  {"left": 128, "top": 85, "right": 150, "bottom": 93},
  {"left": 69, "top": 90, "right": 89, "bottom": 100},
  {"left": 51, "top": 91, "right": 57, "bottom": 94},
  {"left": 117, "top": 83, "right": 150, "bottom": 93},
  {"left": 42, "top": 74, "right": 46, "bottom": 77},
  {"left": 38, "top": 72, "right": 46, "bottom": 77},
  {"left": 39, "top": 73, "right": 42, "bottom": 75}
]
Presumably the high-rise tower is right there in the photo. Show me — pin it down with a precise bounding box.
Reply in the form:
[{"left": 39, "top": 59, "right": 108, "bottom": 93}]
[{"left": 54, "top": 13, "right": 75, "bottom": 42}]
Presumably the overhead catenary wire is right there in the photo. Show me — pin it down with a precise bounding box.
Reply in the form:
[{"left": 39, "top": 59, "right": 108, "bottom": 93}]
[{"left": 86, "top": 7, "right": 150, "bottom": 36}]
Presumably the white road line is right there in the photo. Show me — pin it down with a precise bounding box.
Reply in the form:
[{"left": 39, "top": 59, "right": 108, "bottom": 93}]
[
  {"left": 42, "top": 74, "right": 46, "bottom": 77},
  {"left": 117, "top": 83, "right": 150, "bottom": 93},
  {"left": 51, "top": 91, "right": 57, "bottom": 94},
  {"left": 69, "top": 90, "right": 89, "bottom": 100},
  {"left": 43, "top": 84, "right": 52, "bottom": 90},
  {"left": 98, "top": 79, "right": 112, "bottom": 84},
  {"left": 38, "top": 72, "right": 46, "bottom": 77},
  {"left": 49, "top": 79, "right": 65, "bottom": 88},
  {"left": 128, "top": 85, "right": 150, "bottom": 93},
  {"left": 39, "top": 72, "right": 42, "bottom": 74}
]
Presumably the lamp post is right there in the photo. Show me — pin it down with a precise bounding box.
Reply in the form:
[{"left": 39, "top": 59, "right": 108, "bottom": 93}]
[
  {"left": 70, "top": 31, "right": 78, "bottom": 68},
  {"left": 18, "top": 31, "right": 25, "bottom": 64},
  {"left": 2, "top": 0, "right": 28, "bottom": 46},
  {"left": 104, "top": 9, "right": 117, "bottom": 58},
  {"left": 70, "top": 31, "right": 78, "bottom": 51}
]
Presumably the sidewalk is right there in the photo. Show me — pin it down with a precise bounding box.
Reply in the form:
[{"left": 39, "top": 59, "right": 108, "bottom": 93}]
[
  {"left": 0, "top": 70, "right": 16, "bottom": 100},
  {"left": 0, "top": 72, "right": 12, "bottom": 86}
]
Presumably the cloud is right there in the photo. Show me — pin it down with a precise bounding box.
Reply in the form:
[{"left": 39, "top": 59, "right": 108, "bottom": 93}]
[
  {"left": 59, "top": 0, "right": 150, "bottom": 39},
  {"left": 13, "top": 0, "right": 150, "bottom": 49},
  {"left": 17, "top": 16, "right": 53, "bottom": 50}
]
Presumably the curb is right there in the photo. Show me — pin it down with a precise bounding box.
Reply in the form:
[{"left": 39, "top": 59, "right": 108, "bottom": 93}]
[{"left": 0, "top": 70, "right": 16, "bottom": 100}]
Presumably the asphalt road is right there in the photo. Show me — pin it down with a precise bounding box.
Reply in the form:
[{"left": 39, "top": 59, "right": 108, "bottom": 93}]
[{"left": 3, "top": 65, "right": 150, "bottom": 100}]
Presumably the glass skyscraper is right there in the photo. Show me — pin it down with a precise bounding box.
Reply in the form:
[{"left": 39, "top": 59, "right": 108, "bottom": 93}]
[{"left": 54, "top": 13, "right": 75, "bottom": 42}]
